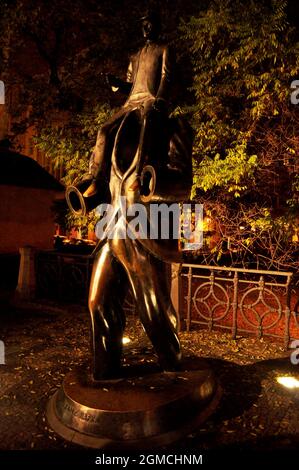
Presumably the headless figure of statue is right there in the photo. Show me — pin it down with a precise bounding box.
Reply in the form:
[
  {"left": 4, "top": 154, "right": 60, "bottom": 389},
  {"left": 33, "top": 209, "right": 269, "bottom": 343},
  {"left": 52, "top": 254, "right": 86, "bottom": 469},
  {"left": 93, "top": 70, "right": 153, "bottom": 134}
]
[{"left": 85, "top": 12, "right": 192, "bottom": 380}]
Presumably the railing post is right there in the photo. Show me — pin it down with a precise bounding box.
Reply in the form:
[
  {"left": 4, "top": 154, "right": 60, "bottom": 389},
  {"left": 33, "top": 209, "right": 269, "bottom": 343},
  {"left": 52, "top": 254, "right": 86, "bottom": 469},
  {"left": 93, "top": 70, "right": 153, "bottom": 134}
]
[
  {"left": 186, "top": 266, "right": 192, "bottom": 332},
  {"left": 257, "top": 276, "right": 265, "bottom": 339},
  {"left": 232, "top": 271, "right": 238, "bottom": 339},
  {"left": 171, "top": 263, "right": 181, "bottom": 332},
  {"left": 208, "top": 271, "right": 215, "bottom": 331},
  {"left": 284, "top": 274, "right": 292, "bottom": 349}
]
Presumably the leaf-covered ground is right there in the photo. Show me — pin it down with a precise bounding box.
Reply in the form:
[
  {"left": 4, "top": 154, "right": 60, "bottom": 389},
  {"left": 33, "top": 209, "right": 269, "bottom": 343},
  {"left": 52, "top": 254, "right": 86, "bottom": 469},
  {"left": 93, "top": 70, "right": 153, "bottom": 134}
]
[{"left": 0, "top": 299, "right": 298, "bottom": 459}]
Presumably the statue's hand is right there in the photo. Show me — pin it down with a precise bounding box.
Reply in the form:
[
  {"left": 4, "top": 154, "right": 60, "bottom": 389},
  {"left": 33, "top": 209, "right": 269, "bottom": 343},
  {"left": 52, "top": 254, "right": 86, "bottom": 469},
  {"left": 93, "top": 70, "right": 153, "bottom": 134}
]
[
  {"left": 152, "top": 97, "right": 167, "bottom": 113},
  {"left": 83, "top": 180, "right": 98, "bottom": 198},
  {"left": 106, "top": 73, "right": 121, "bottom": 89}
]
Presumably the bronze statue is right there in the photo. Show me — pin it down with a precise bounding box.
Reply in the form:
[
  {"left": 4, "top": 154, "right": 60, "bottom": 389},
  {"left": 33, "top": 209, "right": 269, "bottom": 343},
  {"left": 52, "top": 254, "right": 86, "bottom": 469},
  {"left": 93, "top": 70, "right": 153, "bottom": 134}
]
[
  {"left": 66, "top": 11, "right": 193, "bottom": 380},
  {"left": 48, "top": 12, "right": 220, "bottom": 449}
]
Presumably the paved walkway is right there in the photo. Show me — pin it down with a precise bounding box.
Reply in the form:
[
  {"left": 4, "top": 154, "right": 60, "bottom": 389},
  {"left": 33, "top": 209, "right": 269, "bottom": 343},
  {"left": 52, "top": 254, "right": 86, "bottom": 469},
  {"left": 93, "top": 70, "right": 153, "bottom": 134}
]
[{"left": 0, "top": 298, "right": 298, "bottom": 464}]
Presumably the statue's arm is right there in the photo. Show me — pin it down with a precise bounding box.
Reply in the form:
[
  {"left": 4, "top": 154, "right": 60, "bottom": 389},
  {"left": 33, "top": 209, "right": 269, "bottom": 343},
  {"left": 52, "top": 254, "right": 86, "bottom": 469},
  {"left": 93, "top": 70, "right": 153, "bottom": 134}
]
[
  {"left": 106, "top": 59, "right": 133, "bottom": 96},
  {"left": 156, "top": 46, "right": 174, "bottom": 104}
]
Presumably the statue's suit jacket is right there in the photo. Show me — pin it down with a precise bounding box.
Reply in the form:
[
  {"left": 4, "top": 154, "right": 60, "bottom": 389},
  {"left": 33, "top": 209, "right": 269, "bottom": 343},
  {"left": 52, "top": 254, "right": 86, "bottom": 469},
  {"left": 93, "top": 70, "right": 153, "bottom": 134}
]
[
  {"left": 95, "top": 42, "right": 193, "bottom": 263},
  {"left": 125, "top": 42, "right": 173, "bottom": 104}
]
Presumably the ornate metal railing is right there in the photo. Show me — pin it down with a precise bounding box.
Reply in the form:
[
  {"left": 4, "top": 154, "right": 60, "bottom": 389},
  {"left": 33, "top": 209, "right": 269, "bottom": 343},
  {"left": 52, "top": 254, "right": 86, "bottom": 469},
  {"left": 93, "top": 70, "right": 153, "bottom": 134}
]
[
  {"left": 35, "top": 250, "right": 136, "bottom": 314},
  {"left": 178, "top": 264, "right": 298, "bottom": 347},
  {"left": 35, "top": 252, "right": 298, "bottom": 344},
  {"left": 35, "top": 251, "right": 94, "bottom": 303}
]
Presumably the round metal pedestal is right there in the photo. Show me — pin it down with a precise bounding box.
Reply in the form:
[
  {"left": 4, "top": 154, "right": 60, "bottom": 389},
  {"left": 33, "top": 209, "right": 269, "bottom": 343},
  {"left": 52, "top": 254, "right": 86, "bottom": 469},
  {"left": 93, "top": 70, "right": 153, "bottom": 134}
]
[{"left": 46, "top": 359, "right": 221, "bottom": 449}]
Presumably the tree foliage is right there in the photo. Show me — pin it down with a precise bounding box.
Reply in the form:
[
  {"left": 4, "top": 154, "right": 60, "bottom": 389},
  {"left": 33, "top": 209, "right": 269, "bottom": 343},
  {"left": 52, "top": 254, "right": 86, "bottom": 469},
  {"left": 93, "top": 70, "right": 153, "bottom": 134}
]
[{"left": 180, "top": 0, "right": 299, "bottom": 270}]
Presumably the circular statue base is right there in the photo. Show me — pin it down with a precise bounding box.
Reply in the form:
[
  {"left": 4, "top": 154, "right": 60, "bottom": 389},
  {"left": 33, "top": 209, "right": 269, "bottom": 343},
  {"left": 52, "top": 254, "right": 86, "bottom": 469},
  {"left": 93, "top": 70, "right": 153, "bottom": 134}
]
[{"left": 46, "top": 358, "right": 221, "bottom": 449}]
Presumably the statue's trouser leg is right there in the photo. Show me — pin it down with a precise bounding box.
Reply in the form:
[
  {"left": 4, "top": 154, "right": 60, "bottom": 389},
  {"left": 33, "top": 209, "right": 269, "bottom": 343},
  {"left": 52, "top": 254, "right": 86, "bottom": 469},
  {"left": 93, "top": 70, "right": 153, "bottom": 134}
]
[
  {"left": 88, "top": 243, "right": 128, "bottom": 379},
  {"left": 111, "top": 237, "right": 181, "bottom": 371},
  {"left": 136, "top": 104, "right": 169, "bottom": 171},
  {"left": 89, "top": 108, "right": 131, "bottom": 179}
]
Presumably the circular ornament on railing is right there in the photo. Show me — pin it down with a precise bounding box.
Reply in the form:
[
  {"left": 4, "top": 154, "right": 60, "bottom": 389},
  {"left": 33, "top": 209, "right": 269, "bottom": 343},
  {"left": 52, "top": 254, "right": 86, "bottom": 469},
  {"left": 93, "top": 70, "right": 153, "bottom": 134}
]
[
  {"left": 192, "top": 281, "right": 230, "bottom": 322},
  {"left": 239, "top": 287, "right": 282, "bottom": 331}
]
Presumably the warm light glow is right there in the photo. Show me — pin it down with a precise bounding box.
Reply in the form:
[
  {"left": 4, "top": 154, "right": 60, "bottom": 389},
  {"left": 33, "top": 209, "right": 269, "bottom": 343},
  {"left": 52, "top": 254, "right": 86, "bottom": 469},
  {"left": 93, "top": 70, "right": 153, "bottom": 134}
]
[
  {"left": 276, "top": 376, "right": 299, "bottom": 389},
  {"left": 122, "top": 336, "right": 131, "bottom": 345}
]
